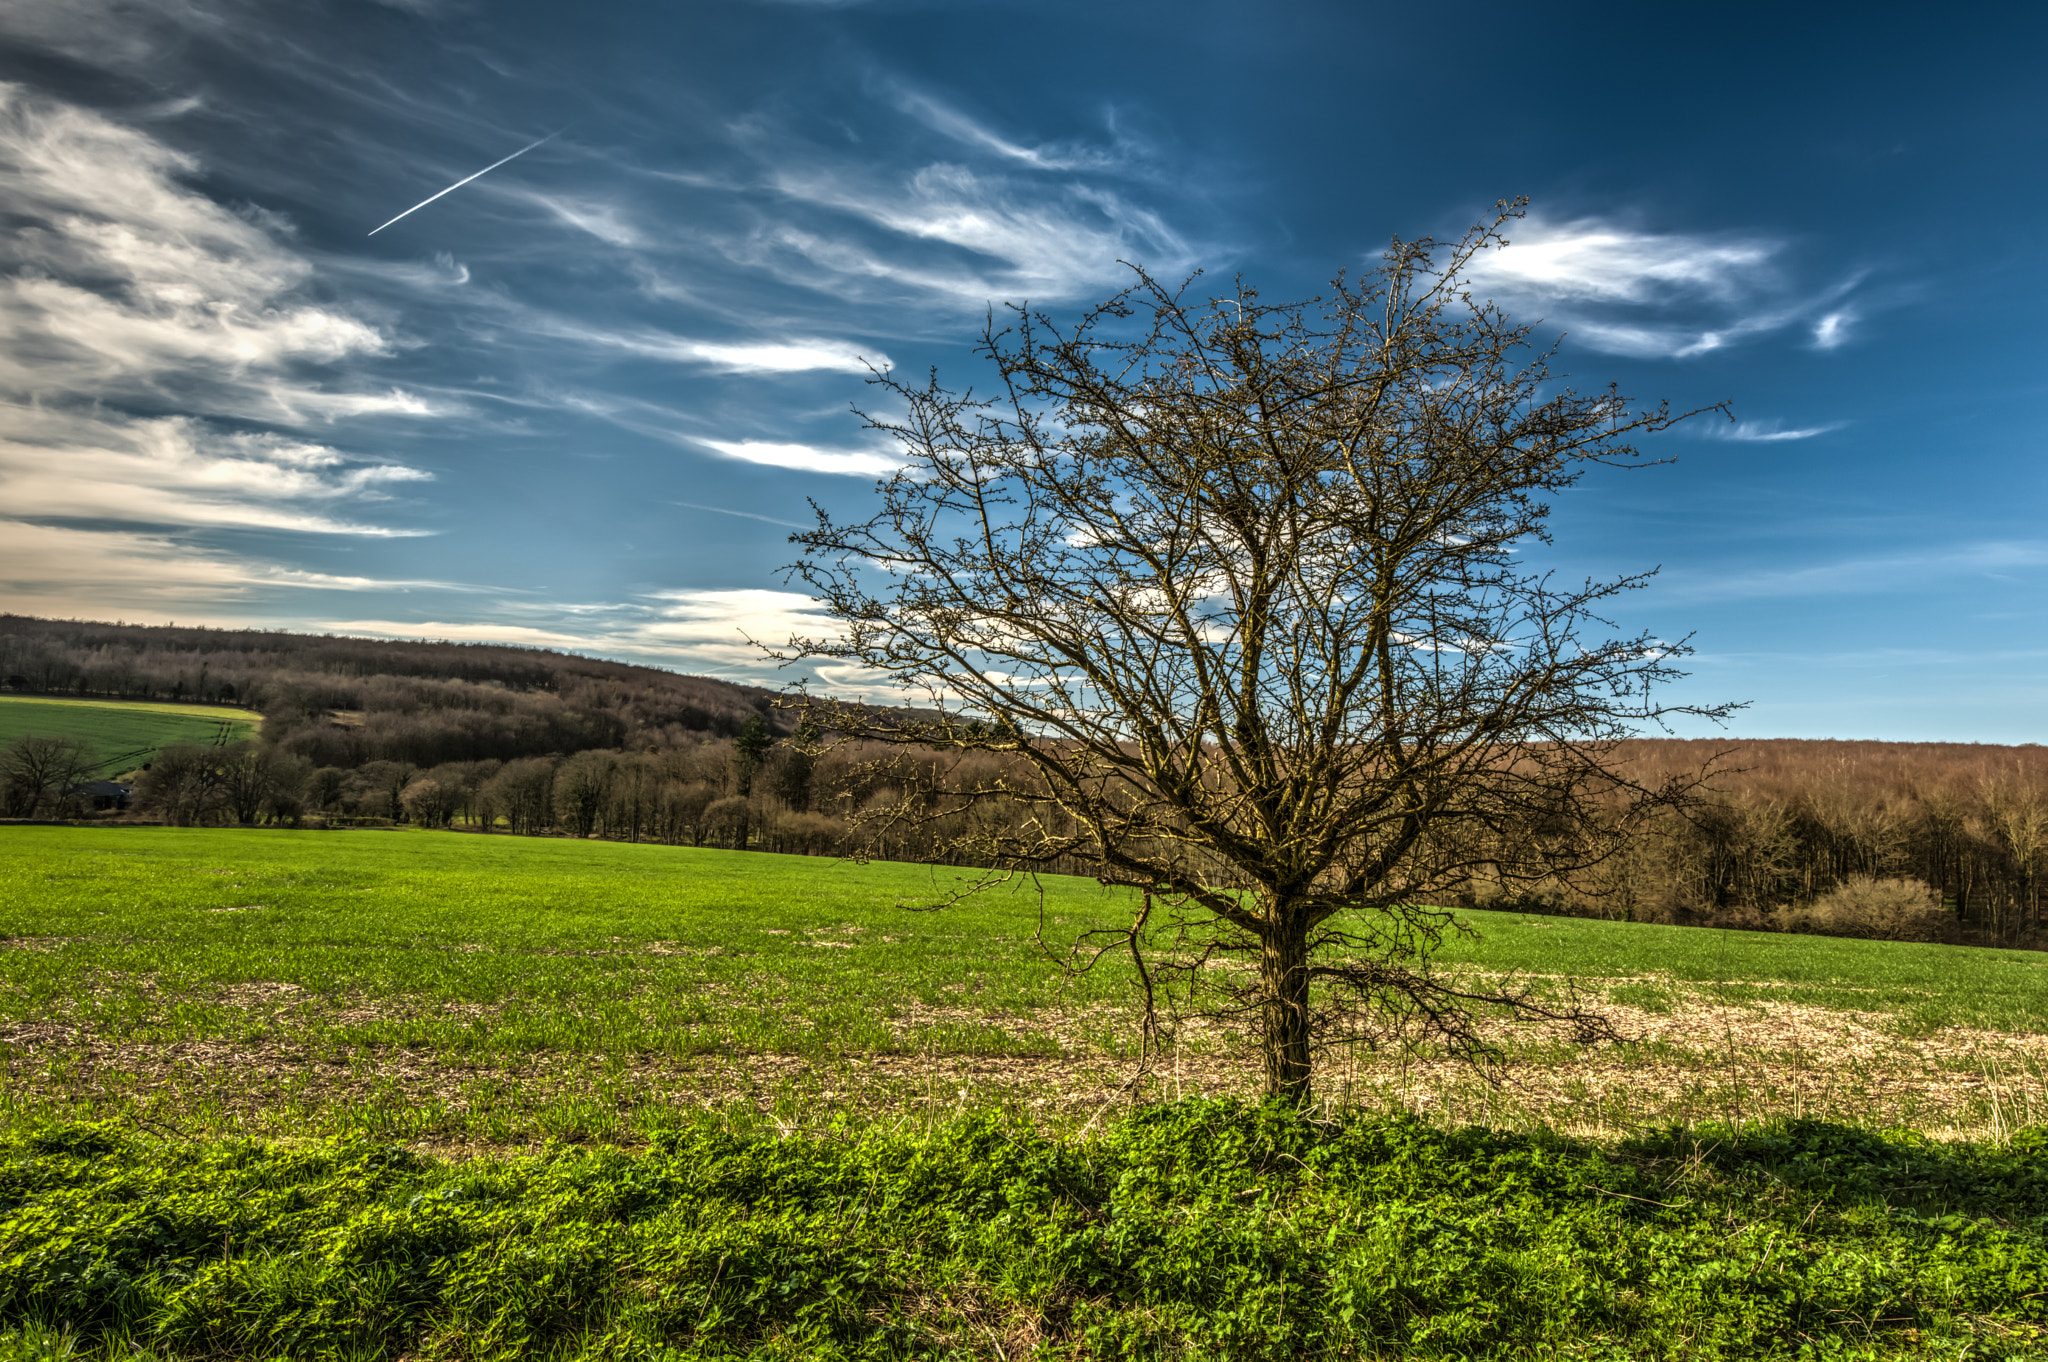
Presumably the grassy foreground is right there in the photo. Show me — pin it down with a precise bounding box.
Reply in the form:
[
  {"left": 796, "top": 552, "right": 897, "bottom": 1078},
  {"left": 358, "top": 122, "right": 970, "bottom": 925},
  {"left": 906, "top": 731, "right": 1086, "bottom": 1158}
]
[
  {"left": 0, "top": 699, "right": 259, "bottom": 778},
  {"left": 4, "top": 1106, "right": 2046, "bottom": 1360},
  {"left": 3, "top": 828, "right": 2048, "bottom": 1358}
]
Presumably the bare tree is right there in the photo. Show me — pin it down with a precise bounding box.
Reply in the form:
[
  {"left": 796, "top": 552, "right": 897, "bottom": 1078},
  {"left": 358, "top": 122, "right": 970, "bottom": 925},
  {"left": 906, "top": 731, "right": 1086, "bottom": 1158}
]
[
  {"left": 134, "top": 745, "right": 228, "bottom": 827},
  {"left": 217, "top": 742, "right": 307, "bottom": 824},
  {"left": 0, "top": 734, "right": 96, "bottom": 818},
  {"left": 776, "top": 205, "right": 1734, "bottom": 1103}
]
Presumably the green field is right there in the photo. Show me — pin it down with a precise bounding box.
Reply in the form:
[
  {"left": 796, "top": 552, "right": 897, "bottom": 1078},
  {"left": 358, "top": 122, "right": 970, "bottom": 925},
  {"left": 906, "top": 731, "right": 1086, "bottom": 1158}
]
[
  {"left": 1, "top": 826, "right": 2044, "bottom": 1145},
  {"left": 0, "top": 696, "right": 260, "bottom": 778},
  {"left": 2, "top": 827, "right": 2046, "bottom": 1359}
]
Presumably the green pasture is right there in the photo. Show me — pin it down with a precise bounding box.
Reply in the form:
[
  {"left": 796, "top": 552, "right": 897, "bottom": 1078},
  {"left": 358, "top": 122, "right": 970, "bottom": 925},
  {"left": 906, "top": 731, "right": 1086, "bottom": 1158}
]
[
  {"left": 0, "top": 696, "right": 260, "bottom": 778},
  {"left": 0, "top": 826, "right": 2044, "bottom": 1148},
  {"left": 0, "top": 826, "right": 2040, "bottom": 1044}
]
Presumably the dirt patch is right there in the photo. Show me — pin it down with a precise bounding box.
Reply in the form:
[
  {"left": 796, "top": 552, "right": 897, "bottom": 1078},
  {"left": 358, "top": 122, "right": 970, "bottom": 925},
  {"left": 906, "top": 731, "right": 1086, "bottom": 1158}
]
[
  {"left": 5, "top": 981, "right": 2044, "bottom": 1143},
  {"left": 217, "top": 981, "right": 305, "bottom": 1007}
]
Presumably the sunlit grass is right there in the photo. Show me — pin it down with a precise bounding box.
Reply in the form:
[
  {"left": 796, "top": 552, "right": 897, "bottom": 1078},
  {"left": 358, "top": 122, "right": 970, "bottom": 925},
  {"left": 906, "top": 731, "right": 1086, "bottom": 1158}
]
[
  {"left": 2, "top": 826, "right": 2044, "bottom": 1147},
  {"left": 0, "top": 696, "right": 259, "bottom": 776}
]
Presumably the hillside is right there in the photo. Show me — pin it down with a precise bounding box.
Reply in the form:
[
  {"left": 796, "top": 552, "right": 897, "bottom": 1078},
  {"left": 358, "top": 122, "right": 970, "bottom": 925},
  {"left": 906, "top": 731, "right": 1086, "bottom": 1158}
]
[
  {"left": 0, "top": 696, "right": 260, "bottom": 778},
  {"left": 0, "top": 615, "right": 786, "bottom": 769}
]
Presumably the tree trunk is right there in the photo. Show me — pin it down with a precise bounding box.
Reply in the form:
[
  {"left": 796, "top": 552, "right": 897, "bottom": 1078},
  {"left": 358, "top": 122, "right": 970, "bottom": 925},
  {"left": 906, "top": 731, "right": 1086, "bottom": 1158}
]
[{"left": 1259, "top": 911, "right": 1313, "bottom": 1105}]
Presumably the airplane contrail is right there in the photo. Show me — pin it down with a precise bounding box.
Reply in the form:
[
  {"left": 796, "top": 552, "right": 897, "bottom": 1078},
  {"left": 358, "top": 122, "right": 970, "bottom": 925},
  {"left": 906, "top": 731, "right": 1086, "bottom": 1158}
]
[{"left": 367, "top": 131, "right": 560, "bottom": 236}]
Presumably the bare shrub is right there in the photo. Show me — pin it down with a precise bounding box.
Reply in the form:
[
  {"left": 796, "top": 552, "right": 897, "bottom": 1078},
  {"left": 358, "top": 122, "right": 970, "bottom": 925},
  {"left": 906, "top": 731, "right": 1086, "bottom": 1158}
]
[
  {"left": 703, "top": 796, "right": 753, "bottom": 849},
  {"left": 400, "top": 775, "right": 461, "bottom": 828},
  {"left": 1791, "top": 875, "right": 1947, "bottom": 941},
  {"left": 768, "top": 811, "right": 846, "bottom": 856}
]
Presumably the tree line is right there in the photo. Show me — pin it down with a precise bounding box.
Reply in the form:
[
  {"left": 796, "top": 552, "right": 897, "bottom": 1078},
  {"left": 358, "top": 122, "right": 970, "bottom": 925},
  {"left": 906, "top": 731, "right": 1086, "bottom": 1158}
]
[
  {"left": 1546, "top": 738, "right": 2048, "bottom": 946},
  {"left": 0, "top": 615, "right": 788, "bottom": 767},
  {"left": 40, "top": 723, "right": 2036, "bottom": 949},
  {"left": 5, "top": 621, "right": 2041, "bottom": 949}
]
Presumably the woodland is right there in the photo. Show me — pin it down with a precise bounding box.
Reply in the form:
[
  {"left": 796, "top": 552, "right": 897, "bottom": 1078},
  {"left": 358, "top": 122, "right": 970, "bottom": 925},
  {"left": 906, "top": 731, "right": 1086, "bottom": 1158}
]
[
  {"left": 0, "top": 613, "right": 785, "bottom": 763},
  {"left": 5, "top": 615, "right": 2044, "bottom": 950}
]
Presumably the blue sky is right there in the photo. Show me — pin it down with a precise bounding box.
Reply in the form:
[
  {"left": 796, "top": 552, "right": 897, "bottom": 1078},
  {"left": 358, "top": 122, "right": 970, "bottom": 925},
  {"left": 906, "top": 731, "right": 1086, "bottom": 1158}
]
[{"left": 1, "top": 0, "right": 2044, "bottom": 740}]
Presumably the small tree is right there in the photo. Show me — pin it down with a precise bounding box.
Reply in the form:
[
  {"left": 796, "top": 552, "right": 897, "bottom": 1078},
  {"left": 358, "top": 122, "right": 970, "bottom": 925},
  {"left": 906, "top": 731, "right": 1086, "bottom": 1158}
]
[
  {"left": 0, "top": 734, "right": 96, "bottom": 818},
  {"left": 555, "top": 750, "right": 619, "bottom": 837},
  {"left": 776, "top": 205, "right": 1733, "bottom": 1103},
  {"left": 401, "top": 775, "right": 463, "bottom": 829},
  {"left": 732, "top": 713, "right": 773, "bottom": 798},
  {"left": 135, "top": 745, "right": 227, "bottom": 827},
  {"left": 217, "top": 742, "right": 299, "bottom": 825}
]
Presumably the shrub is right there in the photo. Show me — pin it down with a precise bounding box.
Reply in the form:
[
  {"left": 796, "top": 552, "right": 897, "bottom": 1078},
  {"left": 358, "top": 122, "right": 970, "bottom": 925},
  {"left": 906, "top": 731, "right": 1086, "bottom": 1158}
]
[{"left": 1792, "top": 875, "right": 1948, "bottom": 941}]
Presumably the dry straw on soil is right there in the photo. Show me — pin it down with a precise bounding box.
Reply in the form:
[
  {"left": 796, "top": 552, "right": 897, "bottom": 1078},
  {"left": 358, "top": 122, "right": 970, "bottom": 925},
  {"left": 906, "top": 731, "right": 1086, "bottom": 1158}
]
[{"left": 4, "top": 971, "right": 2044, "bottom": 1148}]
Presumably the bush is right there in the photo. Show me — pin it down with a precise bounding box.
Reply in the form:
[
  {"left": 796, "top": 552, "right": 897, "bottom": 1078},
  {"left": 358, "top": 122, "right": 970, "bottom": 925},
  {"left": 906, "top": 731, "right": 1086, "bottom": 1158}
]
[
  {"left": 1792, "top": 875, "right": 1948, "bottom": 941},
  {"left": 768, "top": 810, "right": 846, "bottom": 856}
]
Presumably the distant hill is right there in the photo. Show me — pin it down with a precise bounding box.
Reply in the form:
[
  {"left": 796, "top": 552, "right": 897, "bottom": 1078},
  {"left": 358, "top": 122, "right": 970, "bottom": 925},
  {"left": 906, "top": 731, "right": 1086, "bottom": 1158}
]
[
  {"left": 0, "top": 615, "right": 787, "bottom": 770},
  {"left": 0, "top": 695, "right": 261, "bottom": 778}
]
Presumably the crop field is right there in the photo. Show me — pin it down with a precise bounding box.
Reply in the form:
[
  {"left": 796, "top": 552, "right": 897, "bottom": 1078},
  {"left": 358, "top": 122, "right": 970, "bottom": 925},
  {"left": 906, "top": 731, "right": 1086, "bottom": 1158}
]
[
  {"left": 2, "top": 826, "right": 2045, "bottom": 1147},
  {"left": 0, "top": 697, "right": 260, "bottom": 778},
  {"left": 3, "top": 827, "right": 2047, "bottom": 1358}
]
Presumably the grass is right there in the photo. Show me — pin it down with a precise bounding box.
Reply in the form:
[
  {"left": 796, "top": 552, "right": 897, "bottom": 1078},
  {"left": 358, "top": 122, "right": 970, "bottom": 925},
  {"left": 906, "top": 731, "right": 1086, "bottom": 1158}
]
[
  {"left": 5, "top": 1106, "right": 2048, "bottom": 1360},
  {"left": 0, "top": 698, "right": 260, "bottom": 779},
  {"left": 2, "top": 827, "right": 2046, "bottom": 1358},
  {"left": 0, "top": 826, "right": 2044, "bottom": 1148}
]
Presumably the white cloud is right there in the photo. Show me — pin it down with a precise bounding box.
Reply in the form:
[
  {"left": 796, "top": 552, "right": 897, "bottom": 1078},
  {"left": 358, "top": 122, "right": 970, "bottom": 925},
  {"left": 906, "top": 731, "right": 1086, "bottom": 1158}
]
[
  {"left": 0, "top": 521, "right": 458, "bottom": 623},
  {"left": 1465, "top": 216, "right": 1847, "bottom": 360},
  {"left": 325, "top": 588, "right": 857, "bottom": 685},
  {"left": 0, "top": 85, "right": 400, "bottom": 419},
  {"left": 760, "top": 158, "right": 1195, "bottom": 303},
  {"left": 683, "top": 339, "right": 881, "bottom": 373},
  {"left": 515, "top": 312, "right": 887, "bottom": 373},
  {"left": 1473, "top": 221, "right": 1776, "bottom": 304},
  {"left": 0, "top": 406, "right": 433, "bottom": 535},
  {"left": 698, "top": 438, "right": 903, "bottom": 476},
  {"left": 1813, "top": 310, "right": 1853, "bottom": 348},
  {"left": 0, "top": 0, "right": 222, "bottom": 74},
  {"left": 524, "top": 192, "right": 643, "bottom": 248},
  {"left": 1709, "top": 419, "right": 1846, "bottom": 442},
  {"left": 0, "top": 83, "right": 446, "bottom": 616},
  {"left": 888, "top": 88, "right": 1122, "bottom": 173}
]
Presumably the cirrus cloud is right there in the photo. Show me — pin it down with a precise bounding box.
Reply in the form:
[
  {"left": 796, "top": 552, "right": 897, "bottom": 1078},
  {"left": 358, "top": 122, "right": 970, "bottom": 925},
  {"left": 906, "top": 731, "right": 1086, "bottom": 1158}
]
[
  {"left": 697, "top": 437, "right": 903, "bottom": 476},
  {"left": 0, "top": 82, "right": 442, "bottom": 605},
  {"left": 1466, "top": 215, "right": 1857, "bottom": 360}
]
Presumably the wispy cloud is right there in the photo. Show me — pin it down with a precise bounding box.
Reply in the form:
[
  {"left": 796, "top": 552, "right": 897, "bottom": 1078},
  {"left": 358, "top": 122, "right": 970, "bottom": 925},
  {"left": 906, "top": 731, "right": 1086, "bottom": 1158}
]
[
  {"left": 514, "top": 312, "right": 888, "bottom": 373},
  {"left": 762, "top": 160, "right": 1194, "bottom": 302},
  {"left": 0, "top": 89, "right": 398, "bottom": 416},
  {"left": 1475, "top": 221, "right": 1775, "bottom": 303},
  {"left": 1812, "top": 310, "right": 1854, "bottom": 349},
  {"left": 887, "top": 87, "right": 1125, "bottom": 173},
  {"left": 519, "top": 190, "right": 643, "bottom": 248},
  {"left": 1658, "top": 541, "right": 2048, "bottom": 603},
  {"left": 0, "top": 82, "right": 443, "bottom": 602},
  {"left": 1467, "top": 215, "right": 1852, "bottom": 360},
  {"left": 698, "top": 438, "right": 902, "bottom": 476},
  {"left": 324, "top": 588, "right": 856, "bottom": 685},
  {"left": 0, "top": 408, "right": 433, "bottom": 535},
  {"left": 1707, "top": 419, "right": 1846, "bottom": 442},
  {"left": 0, "top": 521, "right": 465, "bottom": 625},
  {"left": 683, "top": 339, "right": 883, "bottom": 373}
]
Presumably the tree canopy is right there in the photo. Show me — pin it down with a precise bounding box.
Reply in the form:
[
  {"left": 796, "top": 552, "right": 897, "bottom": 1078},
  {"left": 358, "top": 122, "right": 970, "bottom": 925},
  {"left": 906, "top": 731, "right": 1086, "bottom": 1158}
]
[{"left": 778, "top": 205, "right": 1733, "bottom": 1102}]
